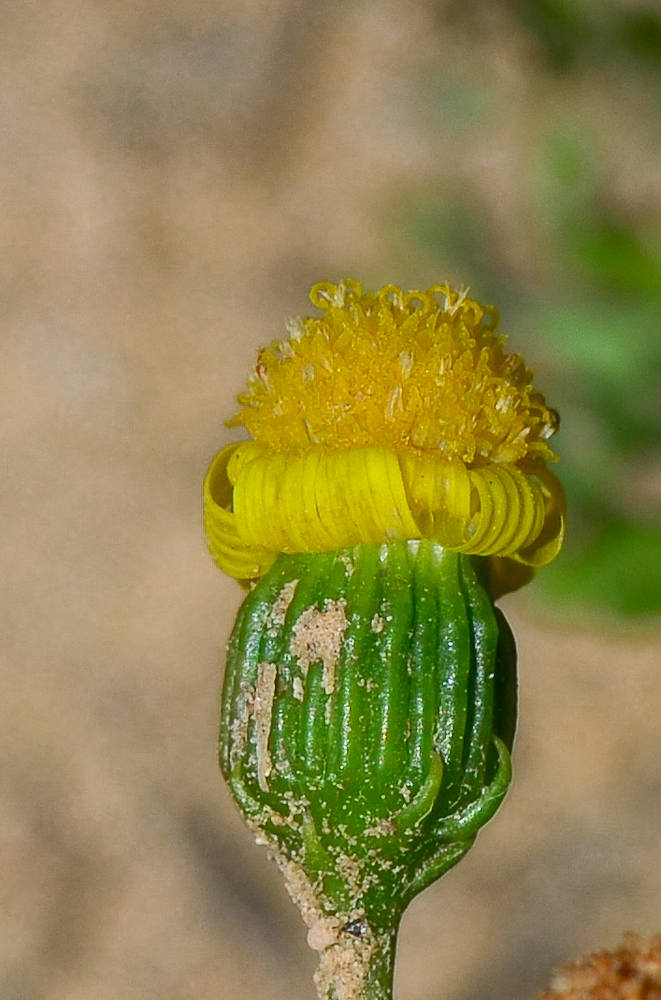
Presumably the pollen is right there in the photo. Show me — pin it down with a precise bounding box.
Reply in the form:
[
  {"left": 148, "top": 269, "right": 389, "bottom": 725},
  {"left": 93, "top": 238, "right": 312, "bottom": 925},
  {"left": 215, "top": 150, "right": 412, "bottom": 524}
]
[{"left": 229, "top": 280, "right": 558, "bottom": 466}]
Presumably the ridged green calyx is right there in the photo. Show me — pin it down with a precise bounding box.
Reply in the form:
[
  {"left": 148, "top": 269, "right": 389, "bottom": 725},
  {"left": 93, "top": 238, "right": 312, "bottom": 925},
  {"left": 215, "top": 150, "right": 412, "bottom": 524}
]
[
  {"left": 205, "top": 282, "right": 565, "bottom": 1000},
  {"left": 221, "top": 541, "right": 515, "bottom": 999}
]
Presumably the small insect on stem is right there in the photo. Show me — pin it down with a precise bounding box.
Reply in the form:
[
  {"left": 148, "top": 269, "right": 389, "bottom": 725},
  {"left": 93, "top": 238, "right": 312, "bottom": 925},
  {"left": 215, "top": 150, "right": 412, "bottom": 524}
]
[{"left": 342, "top": 920, "right": 368, "bottom": 938}]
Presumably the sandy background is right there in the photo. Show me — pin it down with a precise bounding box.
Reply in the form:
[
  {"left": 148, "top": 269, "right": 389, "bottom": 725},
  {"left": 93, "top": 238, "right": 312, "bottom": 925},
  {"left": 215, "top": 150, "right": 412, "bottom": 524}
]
[{"left": 2, "top": 2, "right": 661, "bottom": 999}]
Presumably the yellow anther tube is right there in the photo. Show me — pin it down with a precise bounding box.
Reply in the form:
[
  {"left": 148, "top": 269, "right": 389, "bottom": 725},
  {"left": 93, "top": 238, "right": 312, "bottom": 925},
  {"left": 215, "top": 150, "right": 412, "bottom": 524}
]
[{"left": 204, "top": 441, "right": 566, "bottom": 583}]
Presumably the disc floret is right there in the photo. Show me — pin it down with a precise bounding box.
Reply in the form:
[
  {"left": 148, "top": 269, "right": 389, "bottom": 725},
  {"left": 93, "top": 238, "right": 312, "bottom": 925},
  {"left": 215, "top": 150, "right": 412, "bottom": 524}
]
[{"left": 231, "top": 280, "right": 558, "bottom": 466}]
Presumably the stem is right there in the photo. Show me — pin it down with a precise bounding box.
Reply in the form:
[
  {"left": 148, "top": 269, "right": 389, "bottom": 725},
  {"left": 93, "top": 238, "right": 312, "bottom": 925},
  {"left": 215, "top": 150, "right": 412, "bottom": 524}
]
[{"left": 313, "top": 924, "right": 398, "bottom": 1000}]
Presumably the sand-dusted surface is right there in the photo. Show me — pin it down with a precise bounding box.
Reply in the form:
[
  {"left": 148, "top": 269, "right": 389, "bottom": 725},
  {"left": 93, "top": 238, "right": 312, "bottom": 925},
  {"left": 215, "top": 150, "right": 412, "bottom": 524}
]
[{"left": 2, "top": 3, "right": 661, "bottom": 999}]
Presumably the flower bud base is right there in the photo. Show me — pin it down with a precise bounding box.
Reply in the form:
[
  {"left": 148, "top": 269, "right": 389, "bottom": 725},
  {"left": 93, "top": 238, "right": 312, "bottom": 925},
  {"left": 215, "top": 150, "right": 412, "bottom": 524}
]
[{"left": 220, "top": 540, "right": 516, "bottom": 1000}]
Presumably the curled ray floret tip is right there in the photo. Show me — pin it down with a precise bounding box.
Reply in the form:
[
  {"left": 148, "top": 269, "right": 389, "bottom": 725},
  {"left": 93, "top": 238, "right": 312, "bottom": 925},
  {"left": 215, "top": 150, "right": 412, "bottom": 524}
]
[{"left": 205, "top": 279, "right": 566, "bottom": 584}]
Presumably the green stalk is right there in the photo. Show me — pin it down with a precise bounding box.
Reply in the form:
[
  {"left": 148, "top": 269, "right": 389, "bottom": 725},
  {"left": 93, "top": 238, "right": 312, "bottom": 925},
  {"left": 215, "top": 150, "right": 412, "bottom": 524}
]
[{"left": 314, "top": 924, "right": 398, "bottom": 1000}]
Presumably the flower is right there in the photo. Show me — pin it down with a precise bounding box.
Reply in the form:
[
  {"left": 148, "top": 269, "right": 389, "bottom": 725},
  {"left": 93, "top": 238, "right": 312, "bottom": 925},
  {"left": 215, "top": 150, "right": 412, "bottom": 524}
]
[
  {"left": 204, "top": 280, "right": 566, "bottom": 584},
  {"left": 538, "top": 934, "right": 661, "bottom": 1000}
]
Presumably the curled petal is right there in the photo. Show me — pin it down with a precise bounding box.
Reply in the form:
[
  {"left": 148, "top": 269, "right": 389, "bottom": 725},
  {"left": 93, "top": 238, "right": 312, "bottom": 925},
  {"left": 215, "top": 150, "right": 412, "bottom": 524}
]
[
  {"left": 203, "top": 444, "right": 276, "bottom": 582},
  {"left": 204, "top": 443, "right": 566, "bottom": 583},
  {"left": 230, "top": 443, "right": 420, "bottom": 549}
]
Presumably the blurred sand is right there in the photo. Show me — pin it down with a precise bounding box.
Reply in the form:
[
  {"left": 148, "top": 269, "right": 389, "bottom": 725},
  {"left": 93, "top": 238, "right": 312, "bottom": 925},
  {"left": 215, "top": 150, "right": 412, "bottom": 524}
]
[{"left": 2, "top": 3, "right": 661, "bottom": 999}]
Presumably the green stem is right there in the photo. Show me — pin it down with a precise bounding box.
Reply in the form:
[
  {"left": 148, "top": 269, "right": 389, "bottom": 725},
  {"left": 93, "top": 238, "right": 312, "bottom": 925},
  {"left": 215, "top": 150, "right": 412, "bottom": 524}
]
[{"left": 313, "top": 923, "right": 398, "bottom": 1000}]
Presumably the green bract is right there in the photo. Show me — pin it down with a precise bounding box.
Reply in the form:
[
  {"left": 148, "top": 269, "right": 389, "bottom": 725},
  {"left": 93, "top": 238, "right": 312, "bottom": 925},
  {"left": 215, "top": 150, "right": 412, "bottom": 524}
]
[{"left": 220, "top": 540, "right": 516, "bottom": 1000}]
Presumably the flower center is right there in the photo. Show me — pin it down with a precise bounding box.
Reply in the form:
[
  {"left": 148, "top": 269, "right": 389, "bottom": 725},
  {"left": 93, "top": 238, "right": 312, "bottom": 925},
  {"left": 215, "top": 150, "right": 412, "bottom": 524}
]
[{"left": 230, "top": 280, "right": 558, "bottom": 465}]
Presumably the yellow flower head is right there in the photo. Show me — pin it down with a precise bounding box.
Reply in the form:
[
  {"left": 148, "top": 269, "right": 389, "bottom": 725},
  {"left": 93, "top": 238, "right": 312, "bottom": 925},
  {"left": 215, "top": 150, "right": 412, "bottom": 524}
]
[
  {"left": 205, "top": 281, "right": 566, "bottom": 587},
  {"left": 232, "top": 280, "right": 558, "bottom": 464}
]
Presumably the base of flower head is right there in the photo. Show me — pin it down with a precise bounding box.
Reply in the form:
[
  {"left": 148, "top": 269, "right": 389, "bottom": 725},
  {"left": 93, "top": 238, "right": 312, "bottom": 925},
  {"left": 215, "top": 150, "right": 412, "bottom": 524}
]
[
  {"left": 219, "top": 540, "right": 515, "bottom": 933},
  {"left": 204, "top": 440, "right": 566, "bottom": 585}
]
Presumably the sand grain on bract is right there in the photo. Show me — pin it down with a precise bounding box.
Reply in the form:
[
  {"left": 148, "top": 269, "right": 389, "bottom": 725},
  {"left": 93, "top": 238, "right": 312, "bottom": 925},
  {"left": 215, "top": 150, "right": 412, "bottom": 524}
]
[
  {"left": 254, "top": 661, "right": 277, "bottom": 792},
  {"left": 290, "top": 600, "right": 348, "bottom": 696},
  {"left": 267, "top": 580, "right": 298, "bottom": 631}
]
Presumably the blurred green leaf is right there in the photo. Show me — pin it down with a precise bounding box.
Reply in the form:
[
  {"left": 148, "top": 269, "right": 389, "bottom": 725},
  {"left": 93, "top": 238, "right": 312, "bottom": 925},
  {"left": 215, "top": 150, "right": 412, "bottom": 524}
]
[
  {"left": 508, "top": 0, "right": 590, "bottom": 71},
  {"left": 618, "top": 11, "right": 661, "bottom": 66},
  {"left": 542, "top": 521, "right": 661, "bottom": 616},
  {"left": 535, "top": 303, "right": 661, "bottom": 455},
  {"left": 509, "top": 0, "right": 661, "bottom": 73},
  {"left": 533, "top": 123, "right": 598, "bottom": 238},
  {"left": 569, "top": 220, "right": 661, "bottom": 298}
]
